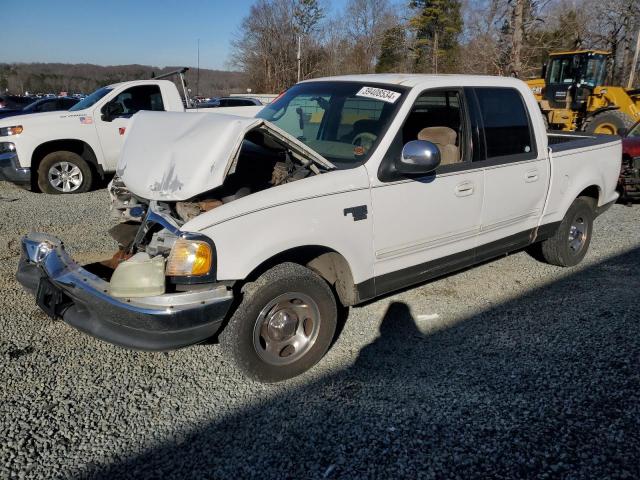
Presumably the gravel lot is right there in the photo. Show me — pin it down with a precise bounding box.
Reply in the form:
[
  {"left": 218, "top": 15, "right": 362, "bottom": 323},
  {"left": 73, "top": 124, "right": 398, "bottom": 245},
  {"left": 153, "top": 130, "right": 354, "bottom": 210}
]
[{"left": 1, "top": 180, "right": 639, "bottom": 479}]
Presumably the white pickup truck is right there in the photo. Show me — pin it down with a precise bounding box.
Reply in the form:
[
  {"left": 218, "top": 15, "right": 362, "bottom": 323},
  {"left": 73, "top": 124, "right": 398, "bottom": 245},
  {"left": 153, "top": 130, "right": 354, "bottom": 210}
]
[
  {"left": 0, "top": 75, "right": 262, "bottom": 194},
  {"left": 17, "top": 74, "right": 621, "bottom": 382}
]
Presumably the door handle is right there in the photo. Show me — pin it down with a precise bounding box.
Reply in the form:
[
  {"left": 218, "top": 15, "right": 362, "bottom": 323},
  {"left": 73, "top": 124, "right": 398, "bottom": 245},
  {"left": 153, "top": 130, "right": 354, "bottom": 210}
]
[
  {"left": 455, "top": 181, "right": 474, "bottom": 197},
  {"left": 525, "top": 169, "right": 539, "bottom": 183}
]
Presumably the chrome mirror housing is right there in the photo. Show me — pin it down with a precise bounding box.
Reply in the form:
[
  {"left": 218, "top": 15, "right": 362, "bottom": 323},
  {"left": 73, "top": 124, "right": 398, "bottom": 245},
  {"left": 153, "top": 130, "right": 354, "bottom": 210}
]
[{"left": 396, "top": 140, "right": 441, "bottom": 175}]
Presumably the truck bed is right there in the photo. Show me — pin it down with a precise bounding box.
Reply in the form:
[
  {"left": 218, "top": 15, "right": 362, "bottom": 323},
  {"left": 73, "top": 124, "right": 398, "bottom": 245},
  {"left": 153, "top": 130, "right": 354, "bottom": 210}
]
[{"left": 547, "top": 131, "right": 619, "bottom": 151}]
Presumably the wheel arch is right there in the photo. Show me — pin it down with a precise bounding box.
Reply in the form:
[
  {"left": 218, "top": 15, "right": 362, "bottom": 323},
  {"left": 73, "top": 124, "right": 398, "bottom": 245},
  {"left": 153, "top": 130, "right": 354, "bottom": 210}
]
[
  {"left": 576, "top": 184, "right": 601, "bottom": 205},
  {"left": 31, "top": 139, "right": 103, "bottom": 183},
  {"left": 243, "top": 245, "right": 359, "bottom": 307}
]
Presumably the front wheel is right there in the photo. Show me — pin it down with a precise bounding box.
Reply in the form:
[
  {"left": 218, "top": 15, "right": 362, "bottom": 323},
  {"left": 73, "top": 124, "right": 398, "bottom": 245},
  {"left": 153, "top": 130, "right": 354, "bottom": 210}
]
[
  {"left": 537, "top": 197, "right": 595, "bottom": 267},
  {"left": 220, "top": 263, "right": 337, "bottom": 382},
  {"left": 37, "top": 151, "right": 93, "bottom": 194},
  {"left": 584, "top": 110, "right": 634, "bottom": 135}
]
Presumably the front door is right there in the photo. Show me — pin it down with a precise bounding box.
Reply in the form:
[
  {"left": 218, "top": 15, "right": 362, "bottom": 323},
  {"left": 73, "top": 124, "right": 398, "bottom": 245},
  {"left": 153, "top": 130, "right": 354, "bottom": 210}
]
[
  {"left": 369, "top": 89, "right": 484, "bottom": 296},
  {"left": 94, "top": 84, "right": 165, "bottom": 170}
]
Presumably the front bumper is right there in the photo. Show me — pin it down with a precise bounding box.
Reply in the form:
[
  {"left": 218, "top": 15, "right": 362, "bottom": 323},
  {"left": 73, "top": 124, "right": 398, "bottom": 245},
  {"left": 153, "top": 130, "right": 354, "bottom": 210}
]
[
  {"left": 16, "top": 233, "right": 233, "bottom": 351},
  {"left": 0, "top": 151, "right": 31, "bottom": 185}
]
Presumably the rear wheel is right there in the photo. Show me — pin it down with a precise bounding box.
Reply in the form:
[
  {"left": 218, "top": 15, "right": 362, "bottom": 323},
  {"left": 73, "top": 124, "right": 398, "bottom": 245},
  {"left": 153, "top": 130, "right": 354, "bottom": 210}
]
[
  {"left": 584, "top": 110, "right": 634, "bottom": 135},
  {"left": 537, "top": 197, "right": 595, "bottom": 267},
  {"left": 220, "top": 262, "right": 337, "bottom": 382},
  {"left": 37, "top": 151, "right": 93, "bottom": 194}
]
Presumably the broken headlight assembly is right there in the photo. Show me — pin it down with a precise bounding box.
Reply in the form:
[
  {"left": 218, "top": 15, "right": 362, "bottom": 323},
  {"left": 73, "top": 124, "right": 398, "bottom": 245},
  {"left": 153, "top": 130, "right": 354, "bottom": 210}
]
[{"left": 165, "top": 234, "right": 217, "bottom": 283}]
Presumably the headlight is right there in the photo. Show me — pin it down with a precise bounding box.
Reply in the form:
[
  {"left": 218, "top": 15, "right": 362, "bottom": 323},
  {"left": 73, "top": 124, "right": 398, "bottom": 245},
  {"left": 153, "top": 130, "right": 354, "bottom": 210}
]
[
  {"left": 0, "top": 125, "right": 23, "bottom": 136},
  {"left": 0, "top": 142, "right": 15, "bottom": 154},
  {"left": 166, "top": 238, "right": 213, "bottom": 277}
]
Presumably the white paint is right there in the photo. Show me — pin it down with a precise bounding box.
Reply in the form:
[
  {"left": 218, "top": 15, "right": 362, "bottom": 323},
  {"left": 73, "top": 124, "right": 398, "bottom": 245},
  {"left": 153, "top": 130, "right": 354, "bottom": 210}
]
[
  {"left": 119, "top": 74, "right": 621, "bottom": 293},
  {"left": 119, "top": 112, "right": 334, "bottom": 201},
  {"left": 0, "top": 81, "right": 263, "bottom": 184}
]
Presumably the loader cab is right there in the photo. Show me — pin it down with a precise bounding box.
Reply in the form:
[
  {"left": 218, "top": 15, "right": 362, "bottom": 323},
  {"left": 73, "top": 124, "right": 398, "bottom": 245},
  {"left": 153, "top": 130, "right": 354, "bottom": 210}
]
[{"left": 544, "top": 51, "right": 609, "bottom": 110}]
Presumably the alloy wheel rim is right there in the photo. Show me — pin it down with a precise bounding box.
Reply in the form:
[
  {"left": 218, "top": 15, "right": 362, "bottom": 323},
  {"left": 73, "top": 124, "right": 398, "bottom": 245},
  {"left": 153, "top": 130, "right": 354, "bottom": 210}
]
[
  {"left": 568, "top": 216, "right": 587, "bottom": 253},
  {"left": 48, "top": 161, "right": 83, "bottom": 193},
  {"left": 253, "top": 292, "right": 321, "bottom": 366}
]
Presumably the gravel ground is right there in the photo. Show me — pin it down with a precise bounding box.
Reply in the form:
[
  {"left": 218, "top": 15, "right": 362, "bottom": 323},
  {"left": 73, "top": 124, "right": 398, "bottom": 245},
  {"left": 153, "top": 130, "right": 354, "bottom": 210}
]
[{"left": 1, "top": 180, "right": 639, "bottom": 479}]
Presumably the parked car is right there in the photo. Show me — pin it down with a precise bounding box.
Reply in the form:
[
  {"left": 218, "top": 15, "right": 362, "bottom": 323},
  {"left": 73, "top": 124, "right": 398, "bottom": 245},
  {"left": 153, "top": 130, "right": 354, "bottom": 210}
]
[
  {"left": 0, "top": 95, "right": 35, "bottom": 115},
  {"left": 17, "top": 74, "right": 621, "bottom": 382},
  {"left": 619, "top": 120, "right": 640, "bottom": 201},
  {"left": 0, "top": 80, "right": 262, "bottom": 194},
  {"left": 201, "top": 97, "right": 262, "bottom": 108},
  {"left": 0, "top": 97, "right": 80, "bottom": 120}
]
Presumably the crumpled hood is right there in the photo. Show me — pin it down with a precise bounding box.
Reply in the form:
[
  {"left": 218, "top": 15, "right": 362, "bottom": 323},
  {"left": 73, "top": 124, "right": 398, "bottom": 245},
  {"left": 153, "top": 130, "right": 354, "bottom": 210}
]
[{"left": 118, "top": 111, "right": 333, "bottom": 201}]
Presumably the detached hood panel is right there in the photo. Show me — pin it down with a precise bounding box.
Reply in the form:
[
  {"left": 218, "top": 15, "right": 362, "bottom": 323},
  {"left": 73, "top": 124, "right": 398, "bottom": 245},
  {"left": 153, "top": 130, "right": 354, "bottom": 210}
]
[{"left": 118, "top": 111, "right": 333, "bottom": 201}]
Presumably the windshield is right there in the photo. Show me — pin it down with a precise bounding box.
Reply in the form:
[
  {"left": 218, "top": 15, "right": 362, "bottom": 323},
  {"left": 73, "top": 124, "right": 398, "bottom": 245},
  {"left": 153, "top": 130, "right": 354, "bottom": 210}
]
[
  {"left": 22, "top": 99, "right": 43, "bottom": 112},
  {"left": 69, "top": 86, "right": 113, "bottom": 111},
  {"left": 629, "top": 121, "right": 640, "bottom": 138},
  {"left": 548, "top": 57, "right": 576, "bottom": 84},
  {"left": 257, "top": 81, "right": 407, "bottom": 168}
]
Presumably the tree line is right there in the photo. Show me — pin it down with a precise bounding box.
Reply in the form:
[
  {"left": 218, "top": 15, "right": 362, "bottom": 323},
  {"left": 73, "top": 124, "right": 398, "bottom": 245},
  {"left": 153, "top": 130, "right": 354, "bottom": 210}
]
[
  {"left": 0, "top": 63, "right": 248, "bottom": 97},
  {"left": 232, "top": 0, "right": 640, "bottom": 93}
]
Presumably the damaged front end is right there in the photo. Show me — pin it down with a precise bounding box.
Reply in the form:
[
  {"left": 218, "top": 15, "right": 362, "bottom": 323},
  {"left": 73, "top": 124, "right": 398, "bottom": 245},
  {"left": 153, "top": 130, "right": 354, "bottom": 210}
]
[
  {"left": 16, "top": 112, "right": 333, "bottom": 351},
  {"left": 103, "top": 111, "right": 335, "bottom": 289},
  {"left": 16, "top": 232, "right": 233, "bottom": 351}
]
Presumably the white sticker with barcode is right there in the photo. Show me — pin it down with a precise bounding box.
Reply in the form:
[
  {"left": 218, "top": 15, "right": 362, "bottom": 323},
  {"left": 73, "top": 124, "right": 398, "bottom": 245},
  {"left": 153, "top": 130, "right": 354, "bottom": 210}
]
[{"left": 355, "top": 86, "right": 401, "bottom": 104}]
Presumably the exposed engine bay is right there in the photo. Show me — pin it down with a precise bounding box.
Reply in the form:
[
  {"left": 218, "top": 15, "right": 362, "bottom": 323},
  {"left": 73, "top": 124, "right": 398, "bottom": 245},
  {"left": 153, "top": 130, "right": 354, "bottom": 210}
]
[{"left": 107, "top": 129, "right": 324, "bottom": 262}]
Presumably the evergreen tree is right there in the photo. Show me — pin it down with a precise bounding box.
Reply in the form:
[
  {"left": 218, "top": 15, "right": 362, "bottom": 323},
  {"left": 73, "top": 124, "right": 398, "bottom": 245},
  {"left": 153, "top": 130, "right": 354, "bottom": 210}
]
[
  {"left": 408, "top": 0, "right": 463, "bottom": 73},
  {"left": 376, "top": 25, "right": 407, "bottom": 73}
]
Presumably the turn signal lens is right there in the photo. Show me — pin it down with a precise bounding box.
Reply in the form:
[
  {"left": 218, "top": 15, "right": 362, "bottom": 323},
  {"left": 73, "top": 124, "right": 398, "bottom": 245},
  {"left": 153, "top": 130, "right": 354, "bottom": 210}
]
[
  {"left": 166, "top": 239, "right": 212, "bottom": 276},
  {"left": 0, "top": 125, "right": 23, "bottom": 136}
]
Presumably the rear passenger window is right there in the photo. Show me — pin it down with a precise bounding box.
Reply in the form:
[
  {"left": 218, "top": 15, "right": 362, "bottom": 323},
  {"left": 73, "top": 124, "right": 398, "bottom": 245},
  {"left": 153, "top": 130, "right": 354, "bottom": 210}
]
[{"left": 475, "top": 88, "right": 534, "bottom": 159}]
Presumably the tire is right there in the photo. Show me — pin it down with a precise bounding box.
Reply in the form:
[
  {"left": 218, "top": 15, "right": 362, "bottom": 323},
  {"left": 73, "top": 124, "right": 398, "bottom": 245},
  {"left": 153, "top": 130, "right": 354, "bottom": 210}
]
[
  {"left": 220, "top": 262, "right": 337, "bottom": 382},
  {"left": 37, "top": 151, "right": 93, "bottom": 194},
  {"left": 537, "top": 197, "right": 595, "bottom": 267},
  {"left": 584, "top": 110, "right": 634, "bottom": 136}
]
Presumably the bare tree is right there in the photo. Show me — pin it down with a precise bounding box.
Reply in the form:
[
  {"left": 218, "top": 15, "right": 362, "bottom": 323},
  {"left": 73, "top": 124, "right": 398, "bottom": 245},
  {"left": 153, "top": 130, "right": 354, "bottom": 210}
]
[{"left": 343, "top": 0, "right": 397, "bottom": 73}]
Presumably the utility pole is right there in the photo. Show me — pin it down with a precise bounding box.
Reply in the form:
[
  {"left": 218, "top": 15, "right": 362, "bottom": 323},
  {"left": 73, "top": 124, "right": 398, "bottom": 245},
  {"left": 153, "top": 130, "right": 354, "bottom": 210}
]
[
  {"left": 433, "top": 31, "right": 438, "bottom": 74},
  {"left": 628, "top": 26, "right": 640, "bottom": 89},
  {"left": 297, "top": 34, "right": 302, "bottom": 83},
  {"left": 197, "top": 38, "right": 200, "bottom": 99}
]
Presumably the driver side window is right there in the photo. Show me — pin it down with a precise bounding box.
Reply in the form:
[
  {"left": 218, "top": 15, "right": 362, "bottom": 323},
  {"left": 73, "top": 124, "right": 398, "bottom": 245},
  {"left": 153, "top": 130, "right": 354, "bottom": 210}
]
[
  {"left": 402, "top": 90, "right": 465, "bottom": 166},
  {"left": 111, "top": 85, "right": 165, "bottom": 116}
]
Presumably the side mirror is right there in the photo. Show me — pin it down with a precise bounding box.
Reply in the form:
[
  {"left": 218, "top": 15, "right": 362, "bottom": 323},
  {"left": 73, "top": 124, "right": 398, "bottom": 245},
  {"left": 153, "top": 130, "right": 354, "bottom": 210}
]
[
  {"left": 395, "top": 140, "right": 441, "bottom": 175},
  {"left": 617, "top": 127, "right": 628, "bottom": 137},
  {"left": 101, "top": 102, "right": 124, "bottom": 122},
  {"left": 541, "top": 63, "right": 547, "bottom": 80}
]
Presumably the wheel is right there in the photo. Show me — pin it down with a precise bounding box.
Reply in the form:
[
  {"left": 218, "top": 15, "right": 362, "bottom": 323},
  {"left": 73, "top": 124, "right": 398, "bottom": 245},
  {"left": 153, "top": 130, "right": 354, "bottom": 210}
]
[
  {"left": 584, "top": 110, "right": 634, "bottom": 135},
  {"left": 37, "top": 151, "right": 93, "bottom": 194},
  {"left": 537, "top": 197, "right": 595, "bottom": 267},
  {"left": 220, "top": 262, "right": 337, "bottom": 382}
]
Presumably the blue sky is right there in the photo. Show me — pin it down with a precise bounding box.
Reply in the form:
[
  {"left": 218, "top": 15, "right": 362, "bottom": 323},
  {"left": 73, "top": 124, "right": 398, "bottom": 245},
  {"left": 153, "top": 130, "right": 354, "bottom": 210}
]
[{"left": 1, "top": 0, "right": 348, "bottom": 70}]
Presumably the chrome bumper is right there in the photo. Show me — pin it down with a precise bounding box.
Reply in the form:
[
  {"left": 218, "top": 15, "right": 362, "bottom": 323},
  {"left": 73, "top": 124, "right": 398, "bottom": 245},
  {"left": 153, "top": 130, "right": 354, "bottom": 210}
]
[
  {"left": 0, "top": 151, "right": 30, "bottom": 185},
  {"left": 16, "top": 233, "right": 233, "bottom": 351}
]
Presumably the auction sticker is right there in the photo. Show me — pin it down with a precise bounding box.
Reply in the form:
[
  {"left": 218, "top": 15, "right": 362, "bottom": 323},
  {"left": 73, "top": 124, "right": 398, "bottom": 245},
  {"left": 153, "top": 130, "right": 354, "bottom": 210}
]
[{"left": 356, "top": 86, "right": 401, "bottom": 103}]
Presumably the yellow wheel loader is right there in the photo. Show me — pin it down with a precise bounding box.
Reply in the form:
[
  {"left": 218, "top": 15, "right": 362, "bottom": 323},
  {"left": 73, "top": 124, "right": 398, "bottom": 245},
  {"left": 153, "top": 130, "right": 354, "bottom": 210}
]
[{"left": 526, "top": 50, "right": 640, "bottom": 134}]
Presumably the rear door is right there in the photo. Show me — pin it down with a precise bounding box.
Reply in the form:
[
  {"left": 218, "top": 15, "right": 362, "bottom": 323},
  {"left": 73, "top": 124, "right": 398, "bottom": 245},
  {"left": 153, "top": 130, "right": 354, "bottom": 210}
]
[{"left": 471, "top": 87, "right": 549, "bottom": 261}]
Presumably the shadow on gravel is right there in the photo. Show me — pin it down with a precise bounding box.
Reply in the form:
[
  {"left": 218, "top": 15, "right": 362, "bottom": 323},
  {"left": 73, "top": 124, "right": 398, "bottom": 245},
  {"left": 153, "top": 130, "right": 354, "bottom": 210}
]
[{"left": 86, "top": 248, "right": 640, "bottom": 479}]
